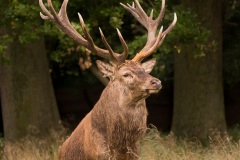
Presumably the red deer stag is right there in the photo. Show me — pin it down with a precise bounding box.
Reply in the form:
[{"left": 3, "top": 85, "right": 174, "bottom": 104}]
[{"left": 39, "top": 0, "right": 176, "bottom": 159}]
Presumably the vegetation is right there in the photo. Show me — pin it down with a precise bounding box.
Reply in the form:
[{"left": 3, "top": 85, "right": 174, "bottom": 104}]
[
  {"left": 1, "top": 127, "right": 240, "bottom": 160},
  {"left": 140, "top": 127, "right": 240, "bottom": 160},
  {"left": 0, "top": 126, "right": 67, "bottom": 160}
]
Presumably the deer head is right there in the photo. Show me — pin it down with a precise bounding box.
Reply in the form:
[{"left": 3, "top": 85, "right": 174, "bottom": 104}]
[{"left": 96, "top": 59, "right": 161, "bottom": 101}]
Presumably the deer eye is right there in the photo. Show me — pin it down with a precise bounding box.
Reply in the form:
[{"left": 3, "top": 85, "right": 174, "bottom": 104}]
[{"left": 123, "top": 72, "right": 132, "bottom": 78}]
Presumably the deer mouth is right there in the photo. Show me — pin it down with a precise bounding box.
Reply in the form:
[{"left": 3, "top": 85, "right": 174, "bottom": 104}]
[
  {"left": 147, "top": 88, "right": 161, "bottom": 94},
  {"left": 143, "top": 87, "right": 162, "bottom": 94}
]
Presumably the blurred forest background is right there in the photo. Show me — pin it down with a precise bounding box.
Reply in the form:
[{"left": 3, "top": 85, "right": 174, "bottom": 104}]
[{"left": 0, "top": 0, "right": 240, "bottom": 143}]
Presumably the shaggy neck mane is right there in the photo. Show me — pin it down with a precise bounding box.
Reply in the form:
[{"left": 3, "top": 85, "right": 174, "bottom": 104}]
[{"left": 90, "top": 81, "right": 147, "bottom": 147}]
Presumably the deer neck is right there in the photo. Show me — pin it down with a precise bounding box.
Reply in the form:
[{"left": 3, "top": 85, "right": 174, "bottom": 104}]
[{"left": 99, "top": 81, "right": 146, "bottom": 109}]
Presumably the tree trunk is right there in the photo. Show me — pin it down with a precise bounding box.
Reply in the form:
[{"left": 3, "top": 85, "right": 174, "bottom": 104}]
[
  {"left": 0, "top": 30, "right": 60, "bottom": 141},
  {"left": 171, "top": 0, "right": 226, "bottom": 139}
]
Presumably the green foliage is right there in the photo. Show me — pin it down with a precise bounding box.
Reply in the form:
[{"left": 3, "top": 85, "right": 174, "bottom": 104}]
[
  {"left": 3, "top": 1, "right": 43, "bottom": 44},
  {"left": 228, "top": 124, "right": 240, "bottom": 142},
  {"left": 0, "top": 35, "right": 12, "bottom": 64},
  {"left": 165, "top": 6, "right": 211, "bottom": 58},
  {"left": 99, "top": 7, "right": 125, "bottom": 29},
  {"left": 0, "top": 0, "right": 44, "bottom": 63}
]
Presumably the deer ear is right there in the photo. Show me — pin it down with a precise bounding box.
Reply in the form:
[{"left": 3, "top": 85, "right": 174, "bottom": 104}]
[
  {"left": 96, "top": 60, "right": 114, "bottom": 78},
  {"left": 141, "top": 58, "right": 156, "bottom": 73}
]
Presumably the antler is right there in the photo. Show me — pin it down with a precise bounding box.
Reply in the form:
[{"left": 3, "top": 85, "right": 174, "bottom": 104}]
[
  {"left": 120, "top": 0, "right": 177, "bottom": 62},
  {"left": 39, "top": 0, "right": 128, "bottom": 64}
]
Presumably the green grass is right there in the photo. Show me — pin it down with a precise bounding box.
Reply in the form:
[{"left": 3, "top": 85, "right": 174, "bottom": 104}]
[{"left": 1, "top": 126, "right": 240, "bottom": 160}]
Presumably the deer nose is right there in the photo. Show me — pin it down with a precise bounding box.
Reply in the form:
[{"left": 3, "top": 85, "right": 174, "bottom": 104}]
[{"left": 150, "top": 79, "right": 162, "bottom": 89}]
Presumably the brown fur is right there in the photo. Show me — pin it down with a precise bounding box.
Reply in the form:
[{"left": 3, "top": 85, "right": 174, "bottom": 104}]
[{"left": 59, "top": 60, "right": 161, "bottom": 160}]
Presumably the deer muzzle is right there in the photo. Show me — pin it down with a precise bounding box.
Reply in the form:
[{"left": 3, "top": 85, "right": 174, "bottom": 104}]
[
  {"left": 151, "top": 79, "right": 161, "bottom": 89},
  {"left": 148, "top": 78, "right": 162, "bottom": 94}
]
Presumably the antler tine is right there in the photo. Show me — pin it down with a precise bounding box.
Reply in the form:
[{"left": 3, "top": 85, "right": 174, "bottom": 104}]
[
  {"left": 39, "top": 0, "right": 129, "bottom": 64},
  {"left": 99, "top": 28, "right": 129, "bottom": 64},
  {"left": 78, "top": 13, "right": 101, "bottom": 57},
  {"left": 121, "top": 0, "right": 177, "bottom": 62},
  {"left": 39, "top": 0, "right": 53, "bottom": 20},
  {"left": 116, "top": 29, "right": 129, "bottom": 63},
  {"left": 120, "top": 2, "right": 148, "bottom": 29},
  {"left": 163, "top": 13, "right": 177, "bottom": 36},
  {"left": 132, "top": 0, "right": 149, "bottom": 28},
  {"left": 99, "top": 28, "right": 119, "bottom": 63},
  {"left": 156, "top": 0, "right": 165, "bottom": 25}
]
